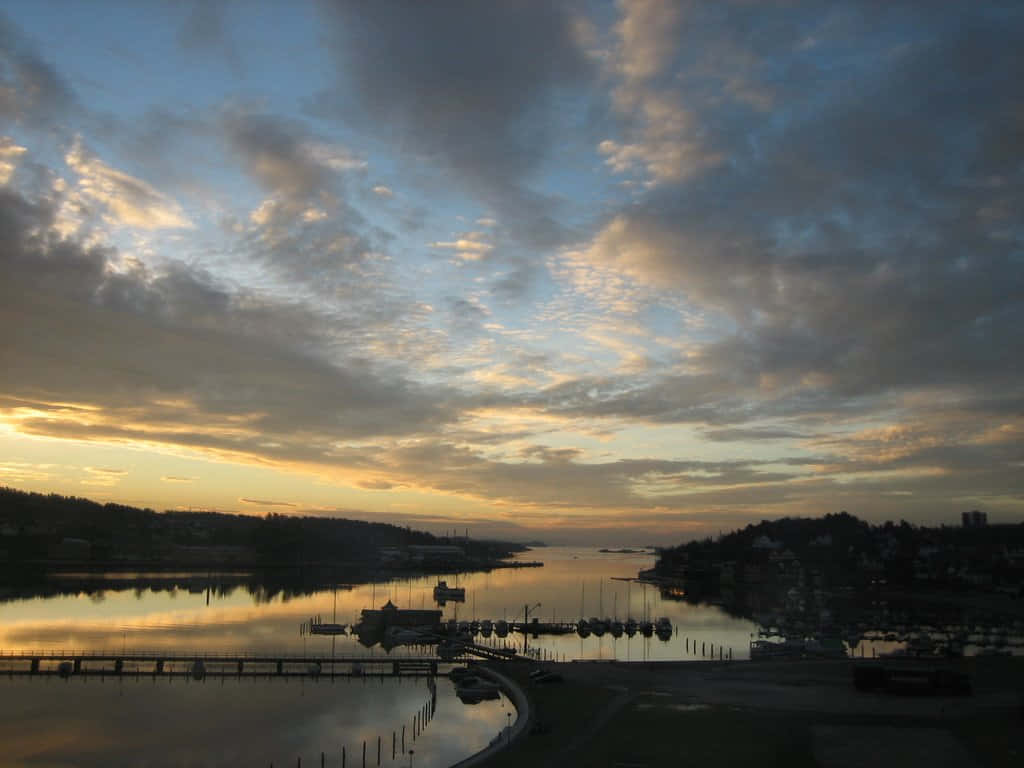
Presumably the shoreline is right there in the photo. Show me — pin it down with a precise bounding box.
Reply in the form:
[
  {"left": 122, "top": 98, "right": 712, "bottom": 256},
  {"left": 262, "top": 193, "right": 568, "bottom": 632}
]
[{"left": 448, "top": 665, "right": 530, "bottom": 768}]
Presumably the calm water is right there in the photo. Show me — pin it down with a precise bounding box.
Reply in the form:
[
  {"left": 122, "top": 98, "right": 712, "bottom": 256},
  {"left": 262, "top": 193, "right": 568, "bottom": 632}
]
[{"left": 0, "top": 547, "right": 756, "bottom": 766}]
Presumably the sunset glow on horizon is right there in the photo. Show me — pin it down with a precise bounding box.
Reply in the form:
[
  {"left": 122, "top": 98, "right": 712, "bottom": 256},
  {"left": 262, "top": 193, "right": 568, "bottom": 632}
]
[{"left": 1, "top": 1, "right": 1021, "bottom": 544}]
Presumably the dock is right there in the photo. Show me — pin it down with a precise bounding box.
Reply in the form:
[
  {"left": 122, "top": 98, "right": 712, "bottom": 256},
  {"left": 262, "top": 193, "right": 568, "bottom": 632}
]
[{"left": 0, "top": 649, "right": 447, "bottom": 679}]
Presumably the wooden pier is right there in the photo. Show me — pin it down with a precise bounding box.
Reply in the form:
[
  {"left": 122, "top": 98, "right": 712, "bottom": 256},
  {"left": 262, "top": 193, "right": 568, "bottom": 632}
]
[{"left": 0, "top": 649, "right": 445, "bottom": 679}]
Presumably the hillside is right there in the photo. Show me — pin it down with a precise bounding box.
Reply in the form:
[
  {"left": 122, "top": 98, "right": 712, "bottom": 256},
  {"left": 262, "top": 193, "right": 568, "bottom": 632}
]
[
  {"left": 654, "top": 511, "right": 1024, "bottom": 593},
  {"left": 0, "top": 486, "right": 521, "bottom": 567}
]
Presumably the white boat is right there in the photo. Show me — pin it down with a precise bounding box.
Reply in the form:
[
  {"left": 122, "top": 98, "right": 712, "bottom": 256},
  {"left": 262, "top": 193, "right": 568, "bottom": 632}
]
[{"left": 309, "top": 621, "right": 347, "bottom": 635}]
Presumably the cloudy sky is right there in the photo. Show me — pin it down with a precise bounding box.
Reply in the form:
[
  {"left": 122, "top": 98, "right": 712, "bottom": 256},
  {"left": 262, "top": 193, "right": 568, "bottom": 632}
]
[{"left": 1, "top": 1, "right": 1021, "bottom": 544}]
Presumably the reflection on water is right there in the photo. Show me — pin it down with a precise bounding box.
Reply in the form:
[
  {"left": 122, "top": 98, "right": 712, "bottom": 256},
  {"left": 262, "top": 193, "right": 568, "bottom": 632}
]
[
  {"left": 0, "top": 675, "right": 510, "bottom": 768},
  {"left": 670, "top": 564, "right": 1024, "bottom": 660},
  {"left": 0, "top": 547, "right": 758, "bottom": 765}
]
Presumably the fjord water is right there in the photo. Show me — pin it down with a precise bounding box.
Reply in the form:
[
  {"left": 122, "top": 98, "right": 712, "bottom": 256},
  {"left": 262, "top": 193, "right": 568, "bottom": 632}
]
[{"left": 0, "top": 548, "right": 751, "bottom": 766}]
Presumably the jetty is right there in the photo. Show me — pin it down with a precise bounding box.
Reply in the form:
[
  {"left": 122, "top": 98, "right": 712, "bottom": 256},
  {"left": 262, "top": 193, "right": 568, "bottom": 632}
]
[{"left": 0, "top": 649, "right": 447, "bottom": 679}]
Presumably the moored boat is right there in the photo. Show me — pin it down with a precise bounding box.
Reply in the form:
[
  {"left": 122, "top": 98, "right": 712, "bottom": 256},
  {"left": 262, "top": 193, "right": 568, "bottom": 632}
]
[{"left": 433, "top": 580, "right": 466, "bottom": 603}]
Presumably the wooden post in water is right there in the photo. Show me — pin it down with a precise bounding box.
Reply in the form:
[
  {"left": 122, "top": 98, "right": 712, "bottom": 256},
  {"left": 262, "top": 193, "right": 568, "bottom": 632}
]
[
  {"left": 321, "top": 752, "right": 325, "bottom": 768},
  {"left": 402, "top": 726, "right": 405, "bottom": 753},
  {"left": 342, "top": 746, "right": 346, "bottom": 768},
  {"left": 362, "top": 740, "right": 366, "bottom": 768},
  {"left": 393, "top": 732, "right": 396, "bottom": 760},
  {"left": 377, "top": 735, "right": 381, "bottom": 766}
]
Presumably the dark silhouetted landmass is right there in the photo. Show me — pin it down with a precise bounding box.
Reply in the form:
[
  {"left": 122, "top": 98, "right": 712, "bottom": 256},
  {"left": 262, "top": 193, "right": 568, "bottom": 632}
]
[
  {"left": 0, "top": 486, "right": 527, "bottom": 572},
  {"left": 652, "top": 511, "right": 1024, "bottom": 595}
]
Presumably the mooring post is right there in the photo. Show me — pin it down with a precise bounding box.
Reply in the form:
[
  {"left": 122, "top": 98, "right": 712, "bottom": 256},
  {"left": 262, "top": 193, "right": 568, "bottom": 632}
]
[
  {"left": 393, "top": 732, "right": 396, "bottom": 760},
  {"left": 342, "top": 746, "right": 346, "bottom": 768},
  {"left": 377, "top": 736, "right": 381, "bottom": 766},
  {"left": 362, "top": 740, "right": 366, "bottom": 768},
  {"left": 402, "top": 725, "right": 405, "bottom": 753},
  {"left": 321, "top": 752, "right": 325, "bottom": 768}
]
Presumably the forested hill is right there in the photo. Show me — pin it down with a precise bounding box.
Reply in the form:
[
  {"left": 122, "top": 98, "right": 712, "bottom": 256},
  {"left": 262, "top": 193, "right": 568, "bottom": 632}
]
[
  {"left": 655, "top": 511, "right": 1024, "bottom": 580},
  {"left": 0, "top": 486, "right": 518, "bottom": 565}
]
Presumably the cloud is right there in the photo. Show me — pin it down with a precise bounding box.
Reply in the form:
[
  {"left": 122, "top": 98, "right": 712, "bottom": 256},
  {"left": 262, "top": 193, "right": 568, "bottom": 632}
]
[
  {"left": 371, "top": 185, "right": 393, "bottom": 198},
  {"left": 81, "top": 466, "right": 127, "bottom": 487},
  {"left": 430, "top": 233, "right": 494, "bottom": 261},
  {"left": 64, "top": 137, "right": 192, "bottom": 230},
  {"left": 572, "top": 2, "right": 1024, "bottom": 419},
  {"left": 223, "top": 112, "right": 363, "bottom": 207},
  {"left": 313, "top": 1, "right": 597, "bottom": 246},
  {"left": 161, "top": 475, "right": 197, "bottom": 483},
  {"left": 702, "top": 427, "right": 810, "bottom": 443},
  {"left": 220, "top": 111, "right": 394, "bottom": 297},
  {"left": 0, "top": 136, "right": 26, "bottom": 184},
  {"left": 0, "top": 13, "right": 75, "bottom": 126},
  {"left": 0, "top": 186, "right": 462, "bottom": 472},
  {"left": 356, "top": 479, "right": 395, "bottom": 491},
  {"left": 599, "top": 0, "right": 724, "bottom": 187},
  {"left": 239, "top": 498, "right": 296, "bottom": 508}
]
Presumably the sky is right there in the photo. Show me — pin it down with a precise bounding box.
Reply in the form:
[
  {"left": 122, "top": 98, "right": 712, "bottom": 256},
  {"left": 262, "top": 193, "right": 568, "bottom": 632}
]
[{"left": 1, "top": 1, "right": 1021, "bottom": 545}]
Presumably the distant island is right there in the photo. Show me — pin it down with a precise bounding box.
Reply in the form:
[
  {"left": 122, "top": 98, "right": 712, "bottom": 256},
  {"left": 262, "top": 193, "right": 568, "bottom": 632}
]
[
  {"left": 598, "top": 547, "right": 651, "bottom": 554},
  {"left": 0, "top": 486, "right": 531, "bottom": 574}
]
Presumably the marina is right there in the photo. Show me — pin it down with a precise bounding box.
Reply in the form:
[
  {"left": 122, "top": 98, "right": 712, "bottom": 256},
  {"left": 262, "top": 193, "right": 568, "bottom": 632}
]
[{"left": 2, "top": 547, "right": 1021, "bottom": 767}]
